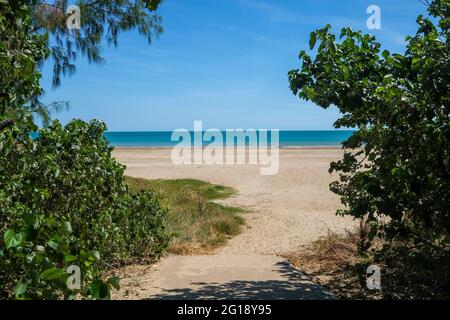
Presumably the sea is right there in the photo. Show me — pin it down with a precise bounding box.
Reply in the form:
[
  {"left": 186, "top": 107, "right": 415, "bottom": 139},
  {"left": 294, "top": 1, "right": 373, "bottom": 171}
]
[{"left": 104, "top": 130, "right": 354, "bottom": 147}]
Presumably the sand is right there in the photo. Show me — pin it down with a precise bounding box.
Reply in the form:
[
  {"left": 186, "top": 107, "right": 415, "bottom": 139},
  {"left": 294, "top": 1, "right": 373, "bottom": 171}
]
[
  {"left": 111, "top": 147, "right": 356, "bottom": 299},
  {"left": 112, "top": 147, "right": 356, "bottom": 255},
  {"left": 113, "top": 254, "right": 335, "bottom": 300}
]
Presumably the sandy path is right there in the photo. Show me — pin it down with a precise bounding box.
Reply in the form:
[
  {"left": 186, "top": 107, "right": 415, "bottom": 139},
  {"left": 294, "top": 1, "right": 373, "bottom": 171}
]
[
  {"left": 114, "top": 254, "right": 334, "bottom": 300},
  {"left": 111, "top": 147, "right": 356, "bottom": 299},
  {"left": 113, "top": 147, "right": 355, "bottom": 255}
]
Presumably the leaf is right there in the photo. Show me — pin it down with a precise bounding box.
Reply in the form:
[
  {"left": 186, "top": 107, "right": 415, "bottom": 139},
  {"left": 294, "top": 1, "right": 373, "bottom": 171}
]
[
  {"left": 47, "top": 239, "right": 59, "bottom": 251},
  {"left": 63, "top": 222, "right": 73, "bottom": 234},
  {"left": 23, "top": 214, "right": 36, "bottom": 226},
  {"left": 64, "top": 254, "right": 77, "bottom": 262},
  {"left": 368, "top": 229, "right": 377, "bottom": 241},
  {"left": 309, "top": 32, "right": 317, "bottom": 50},
  {"left": 14, "top": 280, "right": 28, "bottom": 297},
  {"left": 107, "top": 276, "right": 121, "bottom": 291},
  {"left": 90, "top": 280, "right": 111, "bottom": 300},
  {"left": 30, "top": 270, "right": 41, "bottom": 284},
  {"left": 4, "top": 229, "right": 25, "bottom": 249},
  {"left": 41, "top": 268, "right": 67, "bottom": 281},
  {"left": 4, "top": 230, "right": 14, "bottom": 248},
  {"left": 90, "top": 250, "right": 100, "bottom": 261}
]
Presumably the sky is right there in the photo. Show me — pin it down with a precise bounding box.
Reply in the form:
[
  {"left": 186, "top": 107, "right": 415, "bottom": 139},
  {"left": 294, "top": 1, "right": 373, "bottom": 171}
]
[{"left": 40, "top": 0, "right": 427, "bottom": 131}]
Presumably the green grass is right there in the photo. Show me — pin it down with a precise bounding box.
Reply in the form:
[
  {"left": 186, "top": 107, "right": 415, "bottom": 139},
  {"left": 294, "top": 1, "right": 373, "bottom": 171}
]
[{"left": 125, "top": 177, "right": 245, "bottom": 254}]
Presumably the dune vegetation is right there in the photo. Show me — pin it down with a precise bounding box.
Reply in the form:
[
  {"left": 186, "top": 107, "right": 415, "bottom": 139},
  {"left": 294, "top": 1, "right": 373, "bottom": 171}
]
[{"left": 126, "top": 177, "right": 245, "bottom": 255}]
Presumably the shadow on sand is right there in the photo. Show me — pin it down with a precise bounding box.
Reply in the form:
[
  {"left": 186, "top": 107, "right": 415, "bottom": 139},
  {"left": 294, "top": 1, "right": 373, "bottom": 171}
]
[{"left": 146, "top": 261, "right": 335, "bottom": 300}]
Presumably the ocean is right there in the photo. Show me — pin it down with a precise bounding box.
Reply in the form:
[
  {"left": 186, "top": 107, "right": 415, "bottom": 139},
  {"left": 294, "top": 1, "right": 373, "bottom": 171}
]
[{"left": 104, "top": 130, "right": 354, "bottom": 147}]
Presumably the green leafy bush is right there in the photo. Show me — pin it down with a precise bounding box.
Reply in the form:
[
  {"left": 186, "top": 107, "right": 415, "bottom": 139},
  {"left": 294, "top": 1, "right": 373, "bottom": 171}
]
[
  {"left": 288, "top": 0, "right": 450, "bottom": 288},
  {"left": 0, "top": 116, "right": 168, "bottom": 299},
  {"left": 0, "top": 1, "right": 48, "bottom": 119}
]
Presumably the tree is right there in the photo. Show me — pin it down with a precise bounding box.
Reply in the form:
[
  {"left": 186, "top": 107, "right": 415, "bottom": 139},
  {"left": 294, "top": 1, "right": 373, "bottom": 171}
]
[
  {"left": 288, "top": 0, "right": 449, "bottom": 258},
  {"left": 1, "top": 0, "right": 164, "bottom": 123},
  {"left": 32, "top": 0, "right": 164, "bottom": 88},
  {"left": 0, "top": 2, "right": 48, "bottom": 121},
  {"left": 0, "top": 1, "right": 168, "bottom": 299}
]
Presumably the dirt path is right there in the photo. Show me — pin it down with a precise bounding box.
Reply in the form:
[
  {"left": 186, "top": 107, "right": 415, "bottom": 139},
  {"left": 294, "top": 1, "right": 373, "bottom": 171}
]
[{"left": 112, "top": 147, "right": 355, "bottom": 299}]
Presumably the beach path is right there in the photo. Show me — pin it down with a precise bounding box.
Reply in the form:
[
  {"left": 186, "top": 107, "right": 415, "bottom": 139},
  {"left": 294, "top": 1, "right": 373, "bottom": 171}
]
[
  {"left": 114, "top": 254, "right": 334, "bottom": 299},
  {"left": 112, "top": 147, "right": 355, "bottom": 299}
]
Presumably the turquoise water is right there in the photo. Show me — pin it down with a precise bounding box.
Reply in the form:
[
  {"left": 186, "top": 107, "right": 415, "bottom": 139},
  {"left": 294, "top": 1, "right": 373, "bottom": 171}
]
[{"left": 104, "top": 130, "right": 354, "bottom": 147}]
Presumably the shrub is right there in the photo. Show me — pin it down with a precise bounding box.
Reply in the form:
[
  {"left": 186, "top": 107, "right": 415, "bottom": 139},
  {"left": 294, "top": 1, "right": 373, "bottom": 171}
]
[
  {"left": 0, "top": 115, "right": 168, "bottom": 299},
  {"left": 288, "top": 1, "right": 449, "bottom": 258}
]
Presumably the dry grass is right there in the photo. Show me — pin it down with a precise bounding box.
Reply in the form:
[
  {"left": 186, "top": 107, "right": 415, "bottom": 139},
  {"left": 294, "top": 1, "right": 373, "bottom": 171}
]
[
  {"left": 284, "top": 229, "right": 383, "bottom": 300},
  {"left": 285, "top": 227, "right": 450, "bottom": 300}
]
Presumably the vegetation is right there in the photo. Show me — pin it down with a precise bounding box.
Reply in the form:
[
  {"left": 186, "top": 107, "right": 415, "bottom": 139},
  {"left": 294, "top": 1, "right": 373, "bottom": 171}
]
[
  {"left": 1, "top": 0, "right": 164, "bottom": 124},
  {"left": 0, "top": 117, "right": 168, "bottom": 299},
  {"left": 31, "top": 0, "right": 163, "bottom": 88},
  {"left": 0, "top": 1, "right": 169, "bottom": 300},
  {"left": 289, "top": 0, "right": 450, "bottom": 298},
  {"left": 287, "top": 228, "right": 450, "bottom": 299},
  {"left": 0, "top": 1, "right": 49, "bottom": 122},
  {"left": 126, "top": 177, "right": 245, "bottom": 254}
]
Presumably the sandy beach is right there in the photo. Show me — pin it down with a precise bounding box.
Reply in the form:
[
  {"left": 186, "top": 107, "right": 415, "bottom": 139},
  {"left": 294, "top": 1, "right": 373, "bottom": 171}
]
[{"left": 113, "top": 147, "right": 356, "bottom": 255}]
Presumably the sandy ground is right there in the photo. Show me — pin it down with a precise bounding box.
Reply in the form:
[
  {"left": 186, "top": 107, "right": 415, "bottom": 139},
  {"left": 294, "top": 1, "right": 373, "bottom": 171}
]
[
  {"left": 111, "top": 147, "right": 356, "bottom": 299},
  {"left": 112, "top": 147, "right": 356, "bottom": 255},
  {"left": 113, "top": 254, "right": 335, "bottom": 300}
]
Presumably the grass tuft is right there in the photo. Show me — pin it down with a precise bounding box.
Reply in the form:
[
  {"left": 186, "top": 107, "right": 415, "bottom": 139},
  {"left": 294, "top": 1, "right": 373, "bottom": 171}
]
[{"left": 126, "top": 177, "right": 245, "bottom": 255}]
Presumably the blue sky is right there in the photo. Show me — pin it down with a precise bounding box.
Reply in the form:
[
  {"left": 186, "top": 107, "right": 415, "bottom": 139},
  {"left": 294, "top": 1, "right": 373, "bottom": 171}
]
[{"left": 40, "top": 0, "right": 427, "bottom": 131}]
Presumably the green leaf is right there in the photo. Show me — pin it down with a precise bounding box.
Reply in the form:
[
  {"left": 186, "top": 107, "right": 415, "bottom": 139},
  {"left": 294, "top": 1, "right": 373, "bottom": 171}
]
[
  {"left": 23, "top": 214, "right": 36, "bottom": 226},
  {"left": 64, "top": 254, "right": 77, "bottom": 262},
  {"left": 14, "top": 280, "right": 28, "bottom": 297},
  {"left": 309, "top": 32, "right": 317, "bottom": 50},
  {"left": 90, "top": 250, "right": 100, "bottom": 261},
  {"left": 41, "top": 268, "right": 66, "bottom": 281},
  {"left": 368, "top": 229, "right": 377, "bottom": 241},
  {"left": 4, "top": 229, "right": 25, "bottom": 249},
  {"left": 4, "top": 230, "right": 14, "bottom": 248},
  {"left": 30, "top": 270, "right": 41, "bottom": 284},
  {"left": 47, "top": 239, "right": 59, "bottom": 251},
  {"left": 90, "top": 280, "right": 111, "bottom": 300},
  {"left": 107, "top": 276, "right": 121, "bottom": 291},
  {"left": 63, "top": 222, "right": 73, "bottom": 234}
]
